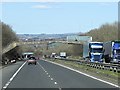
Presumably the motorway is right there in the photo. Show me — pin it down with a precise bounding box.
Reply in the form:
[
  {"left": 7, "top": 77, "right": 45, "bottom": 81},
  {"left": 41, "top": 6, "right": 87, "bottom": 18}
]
[{"left": 1, "top": 59, "right": 119, "bottom": 90}]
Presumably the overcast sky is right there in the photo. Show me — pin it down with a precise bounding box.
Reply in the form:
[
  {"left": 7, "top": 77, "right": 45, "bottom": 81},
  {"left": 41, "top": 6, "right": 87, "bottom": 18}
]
[{"left": 0, "top": 1, "right": 118, "bottom": 34}]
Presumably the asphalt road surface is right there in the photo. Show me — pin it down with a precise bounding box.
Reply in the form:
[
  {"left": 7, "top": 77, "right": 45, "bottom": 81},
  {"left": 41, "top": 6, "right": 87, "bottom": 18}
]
[{"left": 1, "top": 60, "right": 119, "bottom": 90}]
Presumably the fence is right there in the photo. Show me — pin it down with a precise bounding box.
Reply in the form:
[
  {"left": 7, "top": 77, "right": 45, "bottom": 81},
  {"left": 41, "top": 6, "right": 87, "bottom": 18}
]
[{"left": 56, "top": 58, "right": 120, "bottom": 73}]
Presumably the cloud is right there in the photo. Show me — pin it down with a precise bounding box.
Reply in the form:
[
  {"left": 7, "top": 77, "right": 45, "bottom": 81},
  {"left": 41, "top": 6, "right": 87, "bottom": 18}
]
[{"left": 32, "top": 5, "right": 51, "bottom": 9}]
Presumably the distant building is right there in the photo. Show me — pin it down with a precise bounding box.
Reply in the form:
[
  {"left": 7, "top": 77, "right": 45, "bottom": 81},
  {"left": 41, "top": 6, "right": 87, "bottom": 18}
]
[{"left": 67, "top": 35, "right": 92, "bottom": 43}]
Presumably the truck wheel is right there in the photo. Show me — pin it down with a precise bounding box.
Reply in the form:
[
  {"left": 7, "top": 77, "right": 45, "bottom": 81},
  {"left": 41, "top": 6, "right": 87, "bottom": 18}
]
[{"left": 104, "top": 55, "right": 110, "bottom": 63}]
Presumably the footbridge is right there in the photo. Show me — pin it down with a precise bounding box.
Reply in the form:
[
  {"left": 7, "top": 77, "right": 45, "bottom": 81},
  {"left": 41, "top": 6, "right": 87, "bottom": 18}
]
[{"left": 2, "top": 40, "right": 85, "bottom": 54}]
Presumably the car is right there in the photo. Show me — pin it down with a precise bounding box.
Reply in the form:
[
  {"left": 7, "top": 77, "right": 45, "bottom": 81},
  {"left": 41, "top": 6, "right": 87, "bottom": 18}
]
[
  {"left": 11, "top": 60, "right": 16, "bottom": 63},
  {"left": 55, "top": 56, "right": 61, "bottom": 59},
  {"left": 27, "top": 57, "right": 37, "bottom": 65}
]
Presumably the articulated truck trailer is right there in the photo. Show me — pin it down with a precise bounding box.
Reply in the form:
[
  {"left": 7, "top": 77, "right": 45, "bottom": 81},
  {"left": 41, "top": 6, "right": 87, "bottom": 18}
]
[{"left": 103, "top": 40, "right": 120, "bottom": 63}]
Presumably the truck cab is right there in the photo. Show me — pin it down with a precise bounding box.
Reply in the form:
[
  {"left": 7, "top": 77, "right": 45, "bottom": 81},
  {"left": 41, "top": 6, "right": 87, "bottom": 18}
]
[
  {"left": 112, "top": 41, "right": 120, "bottom": 63},
  {"left": 89, "top": 42, "right": 104, "bottom": 62},
  {"left": 104, "top": 40, "right": 120, "bottom": 63}
]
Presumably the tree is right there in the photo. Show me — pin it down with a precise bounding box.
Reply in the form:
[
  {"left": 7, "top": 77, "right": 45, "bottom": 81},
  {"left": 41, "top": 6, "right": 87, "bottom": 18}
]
[
  {"left": 1, "top": 22, "right": 20, "bottom": 64},
  {"left": 84, "top": 22, "right": 118, "bottom": 42},
  {"left": 1, "top": 22, "right": 18, "bottom": 48}
]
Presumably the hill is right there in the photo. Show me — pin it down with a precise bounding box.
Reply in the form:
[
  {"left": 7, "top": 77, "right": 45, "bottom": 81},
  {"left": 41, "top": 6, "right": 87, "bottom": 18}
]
[{"left": 84, "top": 22, "right": 118, "bottom": 42}]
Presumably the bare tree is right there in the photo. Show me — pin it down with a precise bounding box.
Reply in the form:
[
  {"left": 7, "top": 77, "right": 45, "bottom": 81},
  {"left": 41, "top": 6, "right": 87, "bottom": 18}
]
[{"left": 85, "top": 22, "right": 118, "bottom": 42}]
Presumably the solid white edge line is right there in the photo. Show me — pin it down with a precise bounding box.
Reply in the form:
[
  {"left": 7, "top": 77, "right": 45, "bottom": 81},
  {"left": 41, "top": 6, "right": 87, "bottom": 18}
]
[
  {"left": 2, "top": 61, "right": 27, "bottom": 89},
  {"left": 43, "top": 59, "right": 119, "bottom": 88}
]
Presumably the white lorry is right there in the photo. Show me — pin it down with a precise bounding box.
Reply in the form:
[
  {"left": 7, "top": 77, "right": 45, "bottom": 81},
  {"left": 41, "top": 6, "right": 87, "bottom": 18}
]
[{"left": 60, "top": 52, "right": 66, "bottom": 58}]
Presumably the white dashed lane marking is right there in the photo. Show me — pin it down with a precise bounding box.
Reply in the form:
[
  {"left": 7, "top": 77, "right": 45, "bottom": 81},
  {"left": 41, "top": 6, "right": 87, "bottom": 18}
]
[
  {"left": 48, "top": 75, "right": 51, "bottom": 77},
  {"left": 37, "top": 62, "right": 61, "bottom": 88},
  {"left": 54, "top": 82, "right": 57, "bottom": 85},
  {"left": 45, "top": 71, "right": 47, "bottom": 72},
  {"left": 51, "top": 78, "right": 53, "bottom": 80}
]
